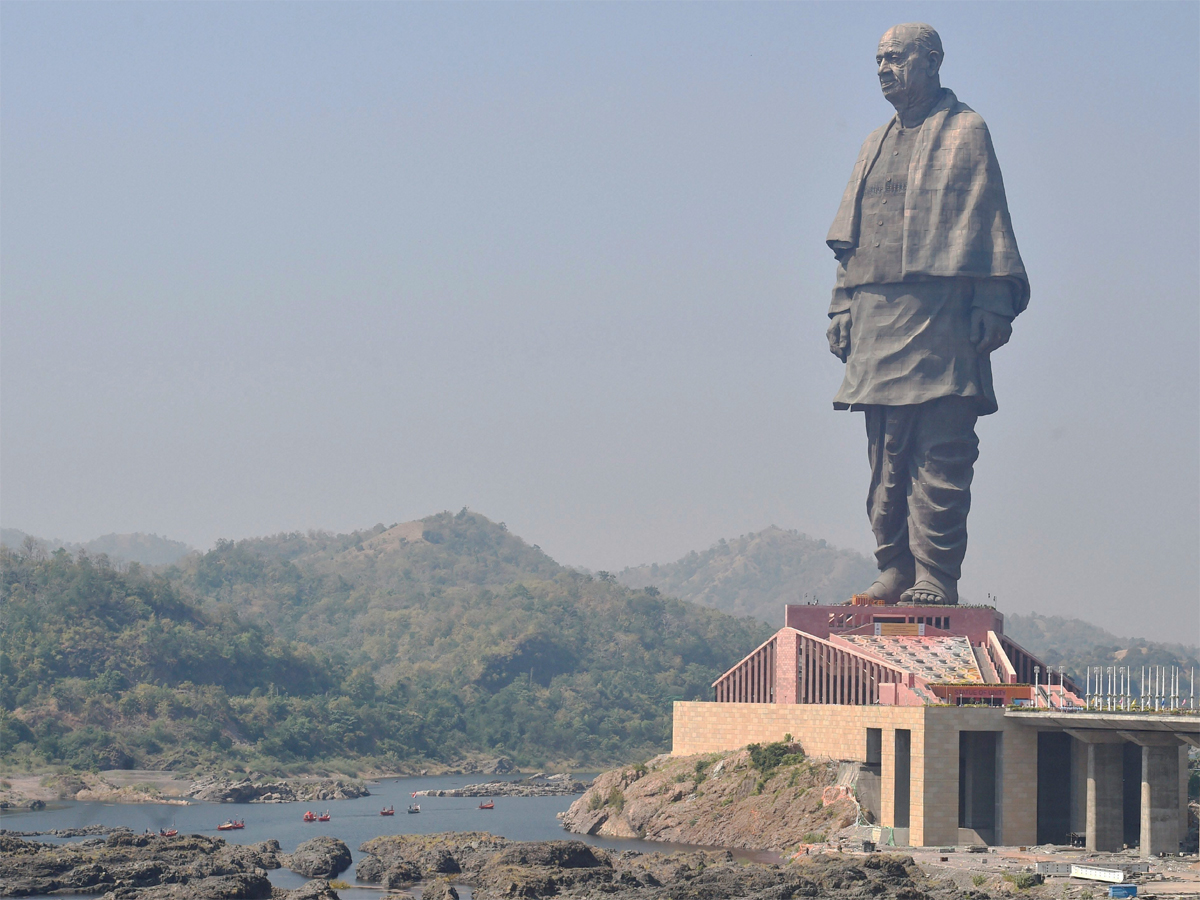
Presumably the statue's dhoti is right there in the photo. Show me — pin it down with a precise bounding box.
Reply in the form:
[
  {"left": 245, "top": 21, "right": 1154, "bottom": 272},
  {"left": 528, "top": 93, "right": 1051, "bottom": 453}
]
[{"left": 864, "top": 396, "right": 978, "bottom": 582}]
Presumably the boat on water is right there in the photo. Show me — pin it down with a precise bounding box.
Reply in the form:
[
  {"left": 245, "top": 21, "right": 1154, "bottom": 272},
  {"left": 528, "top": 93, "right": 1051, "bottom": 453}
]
[
  {"left": 317, "top": 812, "right": 331, "bottom": 822},
  {"left": 407, "top": 804, "right": 420, "bottom": 814},
  {"left": 478, "top": 801, "right": 494, "bottom": 810},
  {"left": 217, "top": 820, "right": 244, "bottom": 831},
  {"left": 380, "top": 806, "right": 395, "bottom": 816},
  {"left": 303, "top": 811, "right": 318, "bottom": 823}
]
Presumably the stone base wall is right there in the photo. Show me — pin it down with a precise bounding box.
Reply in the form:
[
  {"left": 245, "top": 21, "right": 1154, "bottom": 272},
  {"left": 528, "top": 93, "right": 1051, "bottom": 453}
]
[
  {"left": 671, "top": 701, "right": 1038, "bottom": 847},
  {"left": 671, "top": 701, "right": 922, "bottom": 759}
]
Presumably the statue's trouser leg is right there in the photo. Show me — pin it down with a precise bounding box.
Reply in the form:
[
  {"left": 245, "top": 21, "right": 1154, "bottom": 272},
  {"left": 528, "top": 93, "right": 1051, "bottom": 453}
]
[
  {"left": 905, "top": 397, "right": 979, "bottom": 582},
  {"left": 865, "top": 398, "right": 979, "bottom": 580},
  {"left": 864, "top": 405, "right": 917, "bottom": 572}
]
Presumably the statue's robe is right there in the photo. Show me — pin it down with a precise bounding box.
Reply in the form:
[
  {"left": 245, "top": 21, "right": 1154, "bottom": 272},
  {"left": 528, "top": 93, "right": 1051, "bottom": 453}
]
[
  {"left": 826, "top": 88, "right": 1029, "bottom": 416},
  {"left": 824, "top": 88, "right": 1029, "bottom": 586}
]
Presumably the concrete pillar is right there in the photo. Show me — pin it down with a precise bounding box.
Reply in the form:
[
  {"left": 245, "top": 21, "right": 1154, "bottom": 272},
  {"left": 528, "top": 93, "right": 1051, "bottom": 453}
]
[
  {"left": 1065, "top": 729, "right": 1127, "bottom": 853},
  {"left": 1118, "top": 731, "right": 1185, "bottom": 857},
  {"left": 1086, "top": 743, "right": 1125, "bottom": 852},
  {"left": 1180, "top": 744, "right": 1190, "bottom": 843},
  {"left": 1139, "top": 744, "right": 1180, "bottom": 855},
  {"left": 1070, "top": 736, "right": 1088, "bottom": 836}
]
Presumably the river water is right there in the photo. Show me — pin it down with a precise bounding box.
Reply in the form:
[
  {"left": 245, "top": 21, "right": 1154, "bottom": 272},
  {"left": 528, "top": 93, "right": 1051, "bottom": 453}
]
[{"left": 0, "top": 774, "right": 776, "bottom": 898}]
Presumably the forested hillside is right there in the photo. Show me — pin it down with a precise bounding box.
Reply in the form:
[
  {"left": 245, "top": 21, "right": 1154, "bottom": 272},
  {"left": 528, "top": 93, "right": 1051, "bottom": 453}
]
[
  {"left": 0, "top": 512, "right": 771, "bottom": 774},
  {"left": 618, "top": 526, "right": 877, "bottom": 624}
]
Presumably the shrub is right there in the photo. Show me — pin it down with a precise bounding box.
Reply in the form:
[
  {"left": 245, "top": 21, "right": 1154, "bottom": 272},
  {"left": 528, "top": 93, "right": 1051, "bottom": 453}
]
[
  {"left": 605, "top": 785, "right": 625, "bottom": 813},
  {"left": 971, "top": 874, "right": 986, "bottom": 886},
  {"left": 1002, "top": 872, "right": 1042, "bottom": 889},
  {"left": 747, "top": 740, "right": 804, "bottom": 775},
  {"left": 802, "top": 831, "right": 826, "bottom": 843}
]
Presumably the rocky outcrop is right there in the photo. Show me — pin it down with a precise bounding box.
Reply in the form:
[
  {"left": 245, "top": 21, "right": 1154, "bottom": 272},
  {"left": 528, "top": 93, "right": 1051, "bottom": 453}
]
[
  {"left": 561, "top": 748, "right": 856, "bottom": 850},
  {"left": 355, "top": 832, "right": 507, "bottom": 886},
  {"left": 185, "top": 777, "right": 369, "bottom": 804},
  {"left": 278, "top": 879, "right": 343, "bottom": 899},
  {"left": 352, "top": 831, "right": 990, "bottom": 900},
  {"left": 98, "top": 872, "right": 273, "bottom": 899},
  {"left": 421, "top": 880, "right": 460, "bottom": 900},
  {"left": 0, "top": 833, "right": 281, "bottom": 898},
  {"left": 414, "top": 772, "right": 589, "bottom": 799},
  {"left": 282, "top": 836, "right": 352, "bottom": 878},
  {"left": 2, "top": 828, "right": 992, "bottom": 900}
]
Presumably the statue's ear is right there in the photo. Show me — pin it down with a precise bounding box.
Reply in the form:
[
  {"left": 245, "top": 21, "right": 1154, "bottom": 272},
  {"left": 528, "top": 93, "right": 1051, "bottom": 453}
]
[{"left": 927, "top": 50, "right": 943, "bottom": 77}]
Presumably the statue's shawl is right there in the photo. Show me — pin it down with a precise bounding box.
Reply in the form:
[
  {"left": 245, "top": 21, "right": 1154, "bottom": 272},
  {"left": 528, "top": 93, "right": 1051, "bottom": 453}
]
[{"left": 827, "top": 89, "right": 1030, "bottom": 313}]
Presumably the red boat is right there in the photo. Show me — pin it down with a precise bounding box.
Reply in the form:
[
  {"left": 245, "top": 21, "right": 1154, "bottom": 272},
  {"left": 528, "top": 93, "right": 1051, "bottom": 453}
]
[
  {"left": 159, "top": 828, "right": 178, "bottom": 837},
  {"left": 303, "top": 811, "right": 318, "bottom": 823},
  {"left": 380, "top": 806, "right": 395, "bottom": 816},
  {"left": 217, "top": 820, "right": 244, "bottom": 831},
  {"left": 478, "top": 801, "right": 494, "bottom": 810},
  {"left": 317, "top": 812, "right": 331, "bottom": 822}
]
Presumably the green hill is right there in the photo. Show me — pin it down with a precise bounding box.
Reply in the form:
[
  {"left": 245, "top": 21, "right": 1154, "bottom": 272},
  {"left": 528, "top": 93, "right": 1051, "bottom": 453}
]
[
  {"left": 1, "top": 512, "right": 771, "bottom": 774},
  {"left": 618, "top": 526, "right": 877, "bottom": 625}
]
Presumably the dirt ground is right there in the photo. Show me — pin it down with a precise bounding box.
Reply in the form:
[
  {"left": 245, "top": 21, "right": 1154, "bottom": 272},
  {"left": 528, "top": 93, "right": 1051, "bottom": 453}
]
[{"left": 906, "top": 844, "right": 1200, "bottom": 897}]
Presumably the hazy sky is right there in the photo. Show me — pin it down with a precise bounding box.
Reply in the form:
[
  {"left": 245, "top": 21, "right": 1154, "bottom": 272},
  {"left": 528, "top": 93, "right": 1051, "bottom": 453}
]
[{"left": 3, "top": 2, "right": 1197, "bottom": 643}]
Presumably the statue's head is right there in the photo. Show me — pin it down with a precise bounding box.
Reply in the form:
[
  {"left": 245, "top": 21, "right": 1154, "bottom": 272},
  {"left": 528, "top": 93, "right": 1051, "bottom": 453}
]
[{"left": 876, "top": 23, "right": 943, "bottom": 110}]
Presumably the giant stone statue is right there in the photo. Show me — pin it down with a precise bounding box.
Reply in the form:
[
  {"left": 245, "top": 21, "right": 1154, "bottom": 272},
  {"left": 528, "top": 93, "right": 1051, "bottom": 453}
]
[{"left": 826, "top": 23, "right": 1028, "bottom": 606}]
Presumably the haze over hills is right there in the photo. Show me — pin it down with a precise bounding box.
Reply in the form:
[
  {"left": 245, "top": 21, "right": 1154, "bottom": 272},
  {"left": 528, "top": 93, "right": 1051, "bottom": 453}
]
[
  {"left": 0, "top": 528, "right": 193, "bottom": 567},
  {"left": 618, "top": 526, "right": 878, "bottom": 625}
]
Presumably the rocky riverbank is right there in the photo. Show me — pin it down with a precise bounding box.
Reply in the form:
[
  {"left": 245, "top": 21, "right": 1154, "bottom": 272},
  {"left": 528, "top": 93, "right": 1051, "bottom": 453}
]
[
  {"left": 561, "top": 745, "right": 859, "bottom": 850},
  {"left": 0, "top": 827, "right": 1026, "bottom": 899},
  {"left": 413, "top": 772, "right": 590, "bottom": 799},
  {"left": 353, "top": 830, "right": 996, "bottom": 900},
  {"left": 185, "top": 776, "right": 370, "bottom": 804},
  {"left": 0, "top": 831, "right": 351, "bottom": 899},
  {"left": 0, "top": 771, "right": 371, "bottom": 807}
]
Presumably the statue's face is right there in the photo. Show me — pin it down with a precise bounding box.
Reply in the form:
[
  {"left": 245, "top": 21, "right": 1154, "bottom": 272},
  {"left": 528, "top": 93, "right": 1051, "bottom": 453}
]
[{"left": 876, "top": 28, "right": 937, "bottom": 106}]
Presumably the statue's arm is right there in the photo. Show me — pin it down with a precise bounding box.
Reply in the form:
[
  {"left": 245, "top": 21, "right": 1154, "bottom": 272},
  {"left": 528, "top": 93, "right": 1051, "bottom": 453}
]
[
  {"left": 826, "top": 259, "right": 853, "bottom": 363},
  {"left": 970, "top": 279, "right": 1018, "bottom": 354}
]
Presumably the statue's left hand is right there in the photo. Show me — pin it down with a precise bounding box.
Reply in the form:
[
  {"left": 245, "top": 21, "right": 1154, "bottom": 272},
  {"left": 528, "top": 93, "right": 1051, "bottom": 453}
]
[{"left": 970, "top": 308, "right": 1012, "bottom": 355}]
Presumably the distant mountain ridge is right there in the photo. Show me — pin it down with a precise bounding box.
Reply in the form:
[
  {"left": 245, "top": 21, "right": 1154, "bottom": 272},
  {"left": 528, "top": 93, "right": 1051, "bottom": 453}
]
[
  {"left": 1004, "top": 612, "right": 1198, "bottom": 683},
  {"left": 618, "top": 525, "right": 877, "bottom": 626},
  {"left": 1, "top": 528, "right": 193, "bottom": 567}
]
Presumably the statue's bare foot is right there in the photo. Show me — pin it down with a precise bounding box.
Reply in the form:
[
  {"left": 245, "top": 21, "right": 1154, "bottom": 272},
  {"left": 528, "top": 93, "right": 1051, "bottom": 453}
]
[
  {"left": 900, "top": 564, "right": 958, "bottom": 605},
  {"left": 862, "top": 558, "right": 915, "bottom": 604}
]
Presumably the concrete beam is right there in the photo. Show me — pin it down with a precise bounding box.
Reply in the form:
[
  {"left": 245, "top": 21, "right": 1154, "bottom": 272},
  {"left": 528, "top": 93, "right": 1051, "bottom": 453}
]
[
  {"left": 1118, "top": 731, "right": 1183, "bottom": 747},
  {"left": 1065, "top": 728, "right": 1127, "bottom": 744}
]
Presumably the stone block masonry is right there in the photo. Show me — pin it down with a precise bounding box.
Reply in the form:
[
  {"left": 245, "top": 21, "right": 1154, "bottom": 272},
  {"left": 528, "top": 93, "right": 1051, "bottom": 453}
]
[{"left": 672, "top": 702, "right": 1039, "bottom": 847}]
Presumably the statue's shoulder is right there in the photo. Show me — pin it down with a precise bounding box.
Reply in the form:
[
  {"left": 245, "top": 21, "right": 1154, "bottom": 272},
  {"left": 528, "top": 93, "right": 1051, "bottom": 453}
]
[{"left": 940, "top": 93, "right": 991, "bottom": 139}]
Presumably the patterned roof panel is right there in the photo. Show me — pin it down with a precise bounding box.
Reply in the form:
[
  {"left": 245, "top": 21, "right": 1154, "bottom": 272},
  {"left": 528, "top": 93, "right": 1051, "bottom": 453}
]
[{"left": 840, "top": 635, "right": 983, "bottom": 684}]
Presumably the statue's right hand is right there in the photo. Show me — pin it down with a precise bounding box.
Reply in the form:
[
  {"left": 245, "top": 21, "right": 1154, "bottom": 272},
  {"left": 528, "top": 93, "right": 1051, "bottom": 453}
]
[{"left": 827, "top": 313, "right": 852, "bottom": 362}]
